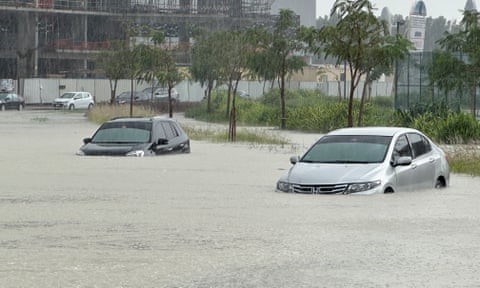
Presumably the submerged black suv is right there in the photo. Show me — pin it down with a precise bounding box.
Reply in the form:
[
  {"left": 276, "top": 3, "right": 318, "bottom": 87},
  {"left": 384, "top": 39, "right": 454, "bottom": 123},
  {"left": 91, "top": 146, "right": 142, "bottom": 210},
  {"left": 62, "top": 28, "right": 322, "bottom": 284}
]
[{"left": 77, "top": 116, "right": 190, "bottom": 156}]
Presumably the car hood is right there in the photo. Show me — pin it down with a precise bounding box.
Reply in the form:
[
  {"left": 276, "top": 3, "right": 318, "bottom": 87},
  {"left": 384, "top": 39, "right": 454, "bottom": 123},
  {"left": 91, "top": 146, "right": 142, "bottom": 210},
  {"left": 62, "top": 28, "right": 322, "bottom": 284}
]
[
  {"left": 286, "top": 162, "right": 384, "bottom": 184},
  {"left": 80, "top": 142, "right": 151, "bottom": 156}
]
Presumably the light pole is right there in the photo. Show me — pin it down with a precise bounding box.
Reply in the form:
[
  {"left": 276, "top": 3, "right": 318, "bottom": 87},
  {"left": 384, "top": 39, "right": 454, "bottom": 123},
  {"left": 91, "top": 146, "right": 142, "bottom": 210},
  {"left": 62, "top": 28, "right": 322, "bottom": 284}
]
[{"left": 394, "top": 20, "right": 405, "bottom": 109}]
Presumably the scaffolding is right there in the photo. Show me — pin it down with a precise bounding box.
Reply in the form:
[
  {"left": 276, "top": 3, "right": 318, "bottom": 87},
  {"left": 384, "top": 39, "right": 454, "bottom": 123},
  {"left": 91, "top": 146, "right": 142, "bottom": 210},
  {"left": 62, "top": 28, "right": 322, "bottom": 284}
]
[
  {"left": 0, "top": 0, "right": 276, "bottom": 78},
  {"left": 0, "top": 0, "right": 274, "bottom": 16}
]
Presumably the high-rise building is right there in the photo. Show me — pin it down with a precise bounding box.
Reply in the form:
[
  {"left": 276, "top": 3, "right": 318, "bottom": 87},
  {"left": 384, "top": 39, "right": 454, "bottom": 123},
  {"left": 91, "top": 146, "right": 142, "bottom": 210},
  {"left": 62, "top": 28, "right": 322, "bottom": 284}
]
[
  {"left": 407, "top": 0, "right": 427, "bottom": 52},
  {"left": 270, "top": 0, "right": 316, "bottom": 27},
  {"left": 465, "top": 0, "right": 477, "bottom": 11}
]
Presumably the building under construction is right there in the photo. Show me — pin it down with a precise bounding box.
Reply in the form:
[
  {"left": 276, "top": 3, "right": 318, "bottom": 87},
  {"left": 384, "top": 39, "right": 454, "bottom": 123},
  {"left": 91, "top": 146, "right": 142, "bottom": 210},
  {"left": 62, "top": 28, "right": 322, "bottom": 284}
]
[{"left": 0, "top": 0, "right": 275, "bottom": 79}]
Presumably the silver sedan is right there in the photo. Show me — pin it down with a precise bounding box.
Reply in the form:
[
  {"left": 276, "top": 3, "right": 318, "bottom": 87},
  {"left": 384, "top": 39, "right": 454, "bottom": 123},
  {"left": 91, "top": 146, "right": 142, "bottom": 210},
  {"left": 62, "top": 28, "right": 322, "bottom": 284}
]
[{"left": 276, "top": 127, "right": 450, "bottom": 195}]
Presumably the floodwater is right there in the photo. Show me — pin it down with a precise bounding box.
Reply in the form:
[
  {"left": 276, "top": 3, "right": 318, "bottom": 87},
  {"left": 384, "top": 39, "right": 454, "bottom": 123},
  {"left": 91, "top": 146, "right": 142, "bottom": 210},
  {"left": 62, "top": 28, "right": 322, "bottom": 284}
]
[{"left": 1, "top": 110, "right": 480, "bottom": 288}]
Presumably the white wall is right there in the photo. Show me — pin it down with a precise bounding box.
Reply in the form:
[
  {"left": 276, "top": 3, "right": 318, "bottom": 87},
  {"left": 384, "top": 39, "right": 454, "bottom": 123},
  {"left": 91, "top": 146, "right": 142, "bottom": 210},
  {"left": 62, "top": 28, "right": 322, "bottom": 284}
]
[{"left": 19, "top": 78, "right": 393, "bottom": 104}]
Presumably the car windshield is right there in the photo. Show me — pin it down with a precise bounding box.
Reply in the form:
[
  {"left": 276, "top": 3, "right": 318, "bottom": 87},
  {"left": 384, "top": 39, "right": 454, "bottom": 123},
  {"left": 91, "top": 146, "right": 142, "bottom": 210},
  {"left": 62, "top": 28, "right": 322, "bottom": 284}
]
[
  {"left": 92, "top": 121, "right": 152, "bottom": 143},
  {"left": 0, "top": 93, "right": 8, "bottom": 100},
  {"left": 301, "top": 135, "right": 392, "bottom": 164},
  {"left": 117, "top": 92, "right": 130, "bottom": 98},
  {"left": 142, "top": 87, "right": 159, "bottom": 93},
  {"left": 60, "top": 93, "right": 75, "bottom": 99}
]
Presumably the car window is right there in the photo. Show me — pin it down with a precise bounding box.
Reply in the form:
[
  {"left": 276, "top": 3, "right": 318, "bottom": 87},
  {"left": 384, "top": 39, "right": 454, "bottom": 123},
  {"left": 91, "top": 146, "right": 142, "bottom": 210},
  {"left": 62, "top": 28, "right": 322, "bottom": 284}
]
[
  {"left": 161, "top": 122, "right": 179, "bottom": 139},
  {"left": 407, "top": 133, "right": 431, "bottom": 158},
  {"left": 301, "top": 135, "right": 391, "bottom": 163},
  {"left": 155, "top": 122, "right": 167, "bottom": 139},
  {"left": 61, "top": 92, "right": 75, "bottom": 99},
  {"left": 169, "top": 122, "right": 180, "bottom": 137},
  {"left": 393, "top": 134, "right": 412, "bottom": 160}
]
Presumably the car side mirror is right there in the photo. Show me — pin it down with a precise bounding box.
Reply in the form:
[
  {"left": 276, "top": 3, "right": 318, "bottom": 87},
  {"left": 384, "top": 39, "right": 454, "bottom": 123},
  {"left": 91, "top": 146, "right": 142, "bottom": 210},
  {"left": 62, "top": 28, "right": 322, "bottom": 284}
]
[
  {"left": 392, "top": 156, "right": 412, "bottom": 167},
  {"left": 290, "top": 155, "right": 299, "bottom": 165},
  {"left": 83, "top": 137, "right": 92, "bottom": 144}
]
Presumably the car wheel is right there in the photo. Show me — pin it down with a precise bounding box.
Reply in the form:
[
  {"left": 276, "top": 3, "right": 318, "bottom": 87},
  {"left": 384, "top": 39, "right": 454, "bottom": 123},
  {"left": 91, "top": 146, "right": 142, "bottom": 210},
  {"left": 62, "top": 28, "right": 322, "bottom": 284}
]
[
  {"left": 18, "top": 104, "right": 23, "bottom": 111},
  {"left": 384, "top": 187, "right": 394, "bottom": 193},
  {"left": 0, "top": 104, "right": 5, "bottom": 111},
  {"left": 435, "top": 178, "right": 446, "bottom": 189},
  {"left": 88, "top": 103, "right": 93, "bottom": 110},
  {"left": 69, "top": 104, "right": 74, "bottom": 110}
]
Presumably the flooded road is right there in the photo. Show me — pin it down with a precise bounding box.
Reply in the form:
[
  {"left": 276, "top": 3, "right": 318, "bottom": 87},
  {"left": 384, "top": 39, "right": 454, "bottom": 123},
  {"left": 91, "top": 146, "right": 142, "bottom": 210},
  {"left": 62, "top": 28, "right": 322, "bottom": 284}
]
[{"left": 1, "top": 110, "right": 480, "bottom": 287}]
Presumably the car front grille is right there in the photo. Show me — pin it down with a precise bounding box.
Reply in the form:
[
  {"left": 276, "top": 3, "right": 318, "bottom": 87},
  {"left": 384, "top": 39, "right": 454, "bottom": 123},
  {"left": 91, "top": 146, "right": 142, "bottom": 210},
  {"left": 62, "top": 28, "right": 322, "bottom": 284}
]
[{"left": 291, "top": 184, "right": 348, "bottom": 194}]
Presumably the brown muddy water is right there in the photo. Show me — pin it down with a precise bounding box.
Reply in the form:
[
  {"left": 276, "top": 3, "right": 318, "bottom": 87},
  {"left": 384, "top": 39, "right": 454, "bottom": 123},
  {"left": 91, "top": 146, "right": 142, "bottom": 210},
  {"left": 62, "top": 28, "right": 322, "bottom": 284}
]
[{"left": 1, "top": 110, "right": 480, "bottom": 288}]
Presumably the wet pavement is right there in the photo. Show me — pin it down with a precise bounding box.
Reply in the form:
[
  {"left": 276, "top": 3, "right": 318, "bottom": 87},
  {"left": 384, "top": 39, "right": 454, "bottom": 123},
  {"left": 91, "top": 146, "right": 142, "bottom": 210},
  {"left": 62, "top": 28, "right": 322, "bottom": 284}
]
[{"left": 1, "top": 110, "right": 480, "bottom": 287}]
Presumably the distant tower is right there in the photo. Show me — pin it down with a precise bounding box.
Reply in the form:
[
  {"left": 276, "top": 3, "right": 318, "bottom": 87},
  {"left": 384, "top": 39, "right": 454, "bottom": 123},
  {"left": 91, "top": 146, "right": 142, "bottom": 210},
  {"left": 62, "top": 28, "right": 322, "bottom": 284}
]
[
  {"left": 380, "top": 7, "right": 394, "bottom": 34},
  {"left": 465, "top": 0, "right": 477, "bottom": 11},
  {"left": 380, "top": 7, "right": 392, "bottom": 23},
  {"left": 407, "top": 0, "right": 427, "bottom": 52}
]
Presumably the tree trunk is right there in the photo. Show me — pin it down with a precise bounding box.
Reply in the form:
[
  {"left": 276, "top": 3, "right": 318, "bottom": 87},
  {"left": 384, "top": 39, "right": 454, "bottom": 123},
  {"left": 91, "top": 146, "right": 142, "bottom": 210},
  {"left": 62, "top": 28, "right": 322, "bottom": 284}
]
[
  {"left": 228, "top": 106, "right": 236, "bottom": 142},
  {"left": 228, "top": 78, "right": 240, "bottom": 142},
  {"left": 129, "top": 78, "right": 134, "bottom": 117},
  {"left": 168, "top": 85, "right": 174, "bottom": 118},
  {"left": 357, "top": 73, "right": 370, "bottom": 127},
  {"left": 109, "top": 79, "right": 118, "bottom": 104},
  {"left": 337, "top": 79, "right": 342, "bottom": 101},
  {"left": 226, "top": 78, "right": 232, "bottom": 118},
  {"left": 348, "top": 69, "right": 362, "bottom": 127},
  {"left": 280, "top": 72, "right": 286, "bottom": 129},
  {"left": 471, "top": 80, "right": 477, "bottom": 118},
  {"left": 206, "top": 81, "right": 213, "bottom": 113}
]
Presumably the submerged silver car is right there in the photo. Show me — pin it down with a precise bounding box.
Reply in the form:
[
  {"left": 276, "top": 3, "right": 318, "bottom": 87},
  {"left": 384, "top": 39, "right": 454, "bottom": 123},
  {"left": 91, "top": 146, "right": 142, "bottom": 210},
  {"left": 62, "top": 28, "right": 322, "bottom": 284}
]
[{"left": 276, "top": 127, "right": 450, "bottom": 195}]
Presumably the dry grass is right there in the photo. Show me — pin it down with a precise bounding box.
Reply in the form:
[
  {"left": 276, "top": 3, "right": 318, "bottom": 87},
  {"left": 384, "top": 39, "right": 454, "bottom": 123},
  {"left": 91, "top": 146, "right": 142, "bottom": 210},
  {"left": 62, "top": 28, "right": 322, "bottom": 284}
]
[
  {"left": 442, "top": 145, "right": 480, "bottom": 176},
  {"left": 87, "top": 103, "right": 156, "bottom": 124}
]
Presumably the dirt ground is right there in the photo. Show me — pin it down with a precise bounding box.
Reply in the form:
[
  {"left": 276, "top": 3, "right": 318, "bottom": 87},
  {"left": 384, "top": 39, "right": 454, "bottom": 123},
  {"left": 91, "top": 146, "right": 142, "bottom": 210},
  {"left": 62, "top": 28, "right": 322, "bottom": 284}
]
[{"left": 1, "top": 110, "right": 480, "bottom": 288}]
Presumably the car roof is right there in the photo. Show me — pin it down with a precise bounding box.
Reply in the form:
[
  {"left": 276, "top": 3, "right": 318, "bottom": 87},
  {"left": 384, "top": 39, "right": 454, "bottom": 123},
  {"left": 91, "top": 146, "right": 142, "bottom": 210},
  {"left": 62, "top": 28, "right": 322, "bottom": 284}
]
[
  {"left": 107, "top": 116, "right": 177, "bottom": 123},
  {"left": 327, "top": 127, "right": 420, "bottom": 137}
]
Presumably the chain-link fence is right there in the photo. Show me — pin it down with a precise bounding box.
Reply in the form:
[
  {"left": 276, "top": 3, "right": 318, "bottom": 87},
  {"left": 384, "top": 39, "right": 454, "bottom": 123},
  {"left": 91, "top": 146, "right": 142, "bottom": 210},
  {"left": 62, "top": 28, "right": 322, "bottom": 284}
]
[{"left": 395, "top": 51, "right": 479, "bottom": 116}]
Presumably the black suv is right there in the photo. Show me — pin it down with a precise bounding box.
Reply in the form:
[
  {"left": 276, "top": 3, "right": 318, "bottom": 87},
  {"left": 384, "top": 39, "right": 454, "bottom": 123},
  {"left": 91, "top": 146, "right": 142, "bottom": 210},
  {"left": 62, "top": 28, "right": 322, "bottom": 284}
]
[{"left": 77, "top": 116, "right": 190, "bottom": 156}]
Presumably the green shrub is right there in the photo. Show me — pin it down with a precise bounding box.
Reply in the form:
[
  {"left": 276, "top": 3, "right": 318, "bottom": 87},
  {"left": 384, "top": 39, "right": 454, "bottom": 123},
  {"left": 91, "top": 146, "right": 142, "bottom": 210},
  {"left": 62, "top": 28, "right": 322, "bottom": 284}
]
[
  {"left": 184, "top": 89, "right": 480, "bottom": 144},
  {"left": 437, "top": 112, "right": 480, "bottom": 144}
]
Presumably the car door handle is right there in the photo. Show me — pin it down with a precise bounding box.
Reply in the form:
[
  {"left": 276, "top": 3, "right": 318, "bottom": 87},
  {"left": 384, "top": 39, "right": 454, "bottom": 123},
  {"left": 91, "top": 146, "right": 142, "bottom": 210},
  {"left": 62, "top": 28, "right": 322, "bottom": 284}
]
[{"left": 429, "top": 158, "right": 435, "bottom": 163}]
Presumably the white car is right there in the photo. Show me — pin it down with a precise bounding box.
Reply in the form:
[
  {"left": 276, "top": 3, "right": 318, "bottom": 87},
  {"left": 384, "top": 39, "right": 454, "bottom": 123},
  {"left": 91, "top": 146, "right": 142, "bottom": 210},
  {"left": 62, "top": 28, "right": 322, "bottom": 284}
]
[
  {"left": 276, "top": 127, "right": 450, "bottom": 195},
  {"left": 53, "top": 91, "right": 94, "bottom": 110}
]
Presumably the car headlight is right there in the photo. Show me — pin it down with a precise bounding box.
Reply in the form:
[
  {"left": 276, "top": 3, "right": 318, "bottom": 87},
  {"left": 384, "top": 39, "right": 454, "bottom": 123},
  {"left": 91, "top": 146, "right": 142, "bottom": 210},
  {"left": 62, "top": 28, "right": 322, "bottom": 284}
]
[
  {"left": 346, "top": 180, "right": 381, "bottom": 194},
  {"left": 126, "top": 150, "right": 145, "bottom": 157},
  {"left": 276, "top": 181, "right": 292, "bottom": 192}
]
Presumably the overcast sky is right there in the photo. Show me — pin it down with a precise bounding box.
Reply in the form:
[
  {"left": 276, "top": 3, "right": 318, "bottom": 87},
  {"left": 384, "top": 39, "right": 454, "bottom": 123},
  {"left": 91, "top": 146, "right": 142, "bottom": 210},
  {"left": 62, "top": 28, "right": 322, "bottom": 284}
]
[{"left": 317, "top": 0, "right": 469, "bottom": 21}]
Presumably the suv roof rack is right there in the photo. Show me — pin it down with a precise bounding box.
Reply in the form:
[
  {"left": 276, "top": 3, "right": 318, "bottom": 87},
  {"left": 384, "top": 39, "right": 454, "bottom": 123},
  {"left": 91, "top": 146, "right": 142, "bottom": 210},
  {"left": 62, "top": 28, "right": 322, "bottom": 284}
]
[{"left": 109, "top": 116, "right": 151, "bottom": 121}]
